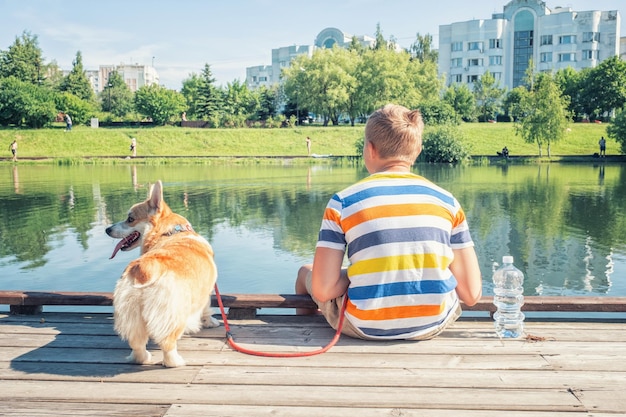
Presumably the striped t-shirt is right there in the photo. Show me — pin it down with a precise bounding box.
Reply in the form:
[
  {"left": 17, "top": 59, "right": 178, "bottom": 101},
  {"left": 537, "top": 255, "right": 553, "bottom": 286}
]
[{"left": 317, "top": 172, "right": 474, "bottom": 339}]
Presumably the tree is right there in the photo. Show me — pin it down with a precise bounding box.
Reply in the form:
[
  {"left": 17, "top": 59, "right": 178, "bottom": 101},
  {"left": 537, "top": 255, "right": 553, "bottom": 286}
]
[
  {"left": 606, "top": 107, "right": 626, "bottom": 154},
  {"left": 418, "top": 100, "right": 459, "bottom": 125},
  {"left": 443, "top": 83, "right": 475, "bottom": 121},
  {"left": 473, "top": 70, "right": 504, "bottom": 121},
  {"left": 134, "top": 84, "right": 186, "bottom": 125},
  {"left": 502, "top": 87, "right": 526, "bottom": 121},
  {"left": 284, "top": 48, "right": 355, "bottom": 126},
  {"left": 554, "top": 66, "right": 584, "bottom": 120},
  {"left": 515, "top": 72, "right": 571, "bottom": 157},
  {"left": 101, "top": 71, "right": 134, "bottom": 117},
  {"left": 195, "top": 64, "right": 223, "bottom": 122},
  {"left": 0, "top": 76, "right": 57, "bottom": 127},
  {"left": 253, "top": 85, "right": 279, "bottom": 121},
  {"left": 59, "top": 51, "right": 95, "bottom": 102},
  {"left": 373, "top": 23, "right": 387, "bottom": 51},
  {"left": 181, "top": 73, "right": 203, "bottom": 119},
  {"left": 408, "top": 33, "right": 438, "bottom": 63},
  {"left": 0, "top": 31, "right": 45, "bottom": 84},
  {"left": 222, "top": 79, "right": 256, "bottom": 127},
  {"left": 56, "top": 92, "right": 95, "bottom": 125},
  {"left": 579, "top": 56, "right": 626, "bottom": 120}
]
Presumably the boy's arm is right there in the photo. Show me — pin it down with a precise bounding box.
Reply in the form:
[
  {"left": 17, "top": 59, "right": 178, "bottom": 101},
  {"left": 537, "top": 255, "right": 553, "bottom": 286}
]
[
  {"left": 450, "top": 246, "right": 482, "bottom": 306},
  {"left": 311, "top": 247, "right": 349, "bottom": 302}
]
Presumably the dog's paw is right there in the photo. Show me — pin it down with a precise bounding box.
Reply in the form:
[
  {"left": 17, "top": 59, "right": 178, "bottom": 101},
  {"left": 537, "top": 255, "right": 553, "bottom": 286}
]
[
  {"left": 127, "top": 349, "right": 152, "bottom": 365},
  {"left": 162, "top": 351, "right": 186, "bottom": 368},
  {"left": 202, "top": 315, "right": 220, "bottom": 328}
]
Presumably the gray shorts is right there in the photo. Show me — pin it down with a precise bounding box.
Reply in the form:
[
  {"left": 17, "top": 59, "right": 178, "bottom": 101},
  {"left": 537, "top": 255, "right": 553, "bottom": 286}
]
[{"left": 305, "top": 270, "right": 462, "bottom": 340}]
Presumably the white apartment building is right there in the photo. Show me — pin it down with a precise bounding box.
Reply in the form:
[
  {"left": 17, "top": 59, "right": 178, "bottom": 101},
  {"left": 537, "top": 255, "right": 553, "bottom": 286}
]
[
  {"left": 84, "top": 64, "right": 159, "bottom": 93},
  {"left": 438, "top": 0, "right": 621, "bottom": 90},
  {"left": 246, "top": 27, "right": 375, "bottom": 89}
]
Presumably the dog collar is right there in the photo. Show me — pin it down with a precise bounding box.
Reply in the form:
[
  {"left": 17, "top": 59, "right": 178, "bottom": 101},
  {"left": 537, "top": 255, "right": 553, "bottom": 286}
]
[{"left": 165, "top": 223, "right": 194, "bottom": 236}]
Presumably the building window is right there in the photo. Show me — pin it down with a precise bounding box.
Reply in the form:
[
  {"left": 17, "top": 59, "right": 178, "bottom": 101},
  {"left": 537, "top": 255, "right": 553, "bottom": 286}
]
[
  {"left": 453, "top": 74, "right": 463, "bottom": 83},
  {"left": 492, "top": 72, "right": 502, "bottom": 81},
  {"left": 583, "top": 32, "right": 600, "bottom": 42},
  {"left": 540, "top": 52, "right": 552, "bottom": 62},
  {"left": 451, "top": 58, "right": 463, "bottom": 68},
  {"left": 489, "top": 38, "right": 502, "bottom": 49},
  {"left": 467, "top": 75, "right": 479, "bottom": 83},
  {"left": 559, "top": 53, "right": 577, "bottom": 62},
  {"left": 468, "top": 41, "right": 484, "bottom": 52},
  {"left": 582, "top": 50, "right": 599, "bottom": 60},
  {"left": 559, "top": 35, "right": 576, "bottom": 45},
  {"left": 489, "top": 56, "right": 502, "bottom": 66},
  {"left": 540, "top": 35, "right": 553, "bottom": 45},
  {"left": 468, "top": 58, "right": 483, "bottom": 67},
  {"left": 451, "top": 42, "right": 463, "bottom": 52}
]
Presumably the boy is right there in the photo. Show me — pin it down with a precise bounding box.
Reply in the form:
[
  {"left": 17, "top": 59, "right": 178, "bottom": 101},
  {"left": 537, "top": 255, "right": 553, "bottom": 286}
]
[{"left": 295, "top": 104, "right": 482, "bottom": 340}]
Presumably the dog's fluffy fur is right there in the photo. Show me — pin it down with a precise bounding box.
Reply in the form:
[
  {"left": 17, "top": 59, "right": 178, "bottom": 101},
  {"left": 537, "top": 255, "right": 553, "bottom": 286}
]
[{"left": 106, "top": 180, "right": 218, "bottom": 367}]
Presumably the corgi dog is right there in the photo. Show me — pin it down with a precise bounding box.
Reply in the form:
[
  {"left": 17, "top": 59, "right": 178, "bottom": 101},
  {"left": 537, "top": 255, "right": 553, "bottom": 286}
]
[{"left": 106, "top": 180, "right": 218, "bottom": 367}]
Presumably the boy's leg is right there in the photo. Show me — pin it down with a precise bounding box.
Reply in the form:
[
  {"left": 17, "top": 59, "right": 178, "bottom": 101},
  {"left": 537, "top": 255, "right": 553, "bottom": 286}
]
[
  {"left": 298, "top": 267, "right": 367, "bottom": 339},
  {"left": 295, "top": 264, "right": 318, "bottom": 315}
]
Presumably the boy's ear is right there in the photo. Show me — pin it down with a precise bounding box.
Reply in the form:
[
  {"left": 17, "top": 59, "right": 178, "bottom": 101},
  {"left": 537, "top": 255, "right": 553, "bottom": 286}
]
[{"left": 366, "top": 140, "right": 378, "bottom": 158}]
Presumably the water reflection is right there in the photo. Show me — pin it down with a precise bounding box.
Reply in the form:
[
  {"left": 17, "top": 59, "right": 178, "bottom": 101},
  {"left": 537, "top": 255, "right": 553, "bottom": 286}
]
[{"left": 0, "top": 162, "right": 624, "bottom": 297}]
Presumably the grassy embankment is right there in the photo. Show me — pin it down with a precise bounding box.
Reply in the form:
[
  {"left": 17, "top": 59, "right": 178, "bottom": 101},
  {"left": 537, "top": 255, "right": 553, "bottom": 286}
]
[{"left": 0, "top": 121, "right": 614, "bottom": 164}]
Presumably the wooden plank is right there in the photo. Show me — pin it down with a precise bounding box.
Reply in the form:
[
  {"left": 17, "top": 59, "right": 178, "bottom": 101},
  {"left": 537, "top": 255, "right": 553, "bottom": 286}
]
[
  {"left": 164, "top": 404, "right": 612, "bottom": 417},
  {"left": 0, "top": 361, "right": 201, "bottom": 384},
  {"left": 193, "top": 366, "right": 625, "bottom": 390},
  {"left": 0, "top": 401, "right": 168, "bottom": 417},
  {"left": 0, "top": 290, "right": 624, "bottom": 313},
  {"left": 0, "top": 380, "right": 584, "bottom": 411}
]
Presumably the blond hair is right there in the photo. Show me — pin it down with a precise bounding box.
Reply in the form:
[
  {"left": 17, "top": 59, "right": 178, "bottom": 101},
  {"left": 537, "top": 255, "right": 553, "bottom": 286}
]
[{"left": 364, "top": 104, "right": 424, "bottom": 164}]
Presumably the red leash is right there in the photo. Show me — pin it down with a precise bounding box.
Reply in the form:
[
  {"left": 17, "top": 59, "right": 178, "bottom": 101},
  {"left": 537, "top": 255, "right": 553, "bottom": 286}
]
[{"left": 213, "top": 284, "right": 348, "bottom": 357}]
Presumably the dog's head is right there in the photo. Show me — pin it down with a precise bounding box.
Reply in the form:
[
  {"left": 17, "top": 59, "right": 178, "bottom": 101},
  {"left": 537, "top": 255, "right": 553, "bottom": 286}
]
[{"left": 106, "top": 180, "right": 166, "bottom": 259}]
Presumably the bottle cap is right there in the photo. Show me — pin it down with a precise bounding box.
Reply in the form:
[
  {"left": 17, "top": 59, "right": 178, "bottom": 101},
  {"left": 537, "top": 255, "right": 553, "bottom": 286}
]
[{"left": 502, "top": 255, "right": 514, "bottom": 264}]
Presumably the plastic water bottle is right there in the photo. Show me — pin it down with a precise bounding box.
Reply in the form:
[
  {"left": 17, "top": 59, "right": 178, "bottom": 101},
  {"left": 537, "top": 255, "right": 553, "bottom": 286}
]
[{"left": 492, "top": 256, "right": 525, "bottom": 338}]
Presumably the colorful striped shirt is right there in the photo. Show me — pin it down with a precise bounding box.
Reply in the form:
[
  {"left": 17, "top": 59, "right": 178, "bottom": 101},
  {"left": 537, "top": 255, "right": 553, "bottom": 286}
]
[{"left": 317, "top": 172, "right": 474, "bottom": 339}]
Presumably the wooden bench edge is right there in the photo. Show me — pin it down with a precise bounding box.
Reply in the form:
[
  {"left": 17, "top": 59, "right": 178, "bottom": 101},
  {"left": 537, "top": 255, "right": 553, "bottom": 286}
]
[{"left": 0, "top": 291, "right": 624, "bottom": 315}]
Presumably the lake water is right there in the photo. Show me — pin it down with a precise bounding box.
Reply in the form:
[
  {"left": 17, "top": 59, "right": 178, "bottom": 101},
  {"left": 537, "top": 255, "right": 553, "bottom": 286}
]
[{"left": 1, "top": 161, "right": 625, "bottom": 311}]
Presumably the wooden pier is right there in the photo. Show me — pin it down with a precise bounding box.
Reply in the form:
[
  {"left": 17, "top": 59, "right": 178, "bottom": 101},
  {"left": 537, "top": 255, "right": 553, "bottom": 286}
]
[{"left": 0, "top": 291, "right": 625, "bottom": 416}]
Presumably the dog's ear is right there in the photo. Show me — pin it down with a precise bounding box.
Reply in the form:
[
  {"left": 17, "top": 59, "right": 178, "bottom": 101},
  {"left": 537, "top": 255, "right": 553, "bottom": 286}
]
[{"left": 148, "top": 180, "right": 163, "bottom": 211}]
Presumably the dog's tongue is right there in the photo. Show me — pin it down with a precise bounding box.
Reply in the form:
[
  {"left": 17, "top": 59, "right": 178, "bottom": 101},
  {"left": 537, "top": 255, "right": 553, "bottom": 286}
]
[
  {"left": 109, "top": 240, "right": 125, "bottom": 259},
  {"left": 109, "top": 234, "right": 135, "bottom": 259}
]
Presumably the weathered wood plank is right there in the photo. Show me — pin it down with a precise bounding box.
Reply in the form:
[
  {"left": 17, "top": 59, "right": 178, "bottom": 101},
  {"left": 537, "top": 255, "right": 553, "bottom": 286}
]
[
  {"left": 0, "top": 380, "right": 585, "bottom": 411},
  {"left": 0, "top": 401, "right": 168, "bottom": 417},
  {"left": 193, "top": 366, "right": 625, "bottom": 390},
  {"left": 1, "top": 290, "right": 625, "bottom": 313},
  {"left": 164, "top": 404, "right": 614, "bottom": 417}
]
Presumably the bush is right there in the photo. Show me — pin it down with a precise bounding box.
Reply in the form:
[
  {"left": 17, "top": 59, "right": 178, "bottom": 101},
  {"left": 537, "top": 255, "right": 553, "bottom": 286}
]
[
  {"left": 418, "top": 100, "right": 459, "bottom": 126},
  {"left": 607, "top": 107, "right": 626, "bottom": 154},
  {"left": 419, "top": 125, "right": 471, "bottom": 163}
]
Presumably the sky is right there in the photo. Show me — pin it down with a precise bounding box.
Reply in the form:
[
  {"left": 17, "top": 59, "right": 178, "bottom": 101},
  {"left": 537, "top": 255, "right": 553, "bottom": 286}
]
[{"left": 0, "top": 0, "right": 624, "bottom": 90}]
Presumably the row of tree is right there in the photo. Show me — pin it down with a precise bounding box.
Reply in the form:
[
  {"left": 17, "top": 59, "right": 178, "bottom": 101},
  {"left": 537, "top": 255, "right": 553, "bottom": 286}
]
[{"left": 1, "top": 29, "right": 626, "bottom": 154}]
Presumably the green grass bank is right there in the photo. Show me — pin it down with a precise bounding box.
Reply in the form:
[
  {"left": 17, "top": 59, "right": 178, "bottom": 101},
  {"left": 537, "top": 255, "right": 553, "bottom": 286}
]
[{"left": 0, "top": 122, "right": 615, "bottom": 163}]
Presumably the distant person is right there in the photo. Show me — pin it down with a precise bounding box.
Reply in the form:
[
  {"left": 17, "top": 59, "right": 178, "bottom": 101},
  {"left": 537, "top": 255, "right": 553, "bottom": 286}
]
[
  {"left": 295, "top": 104, "right": 482, "bottom": 341},
  {"left": 65, "top": 114, "right": 72, "bottom": 131},
  {"left": 181, "top": 112, "right": 187, "bottom": 122},
  {"left": 9, "top": 140, "right": 17, "bottom": 162},
  {"left": 130, "top": 137, "right": 137, "bottom": 157},
  {"left": 599, "top": 136, "right": 606, "bottom": 157},
  {"left": 502, "top": 146, "right": 509, "bottom": 158},
  {"left": 306, "top": 136, "right": 311, "bottom": 155}
]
